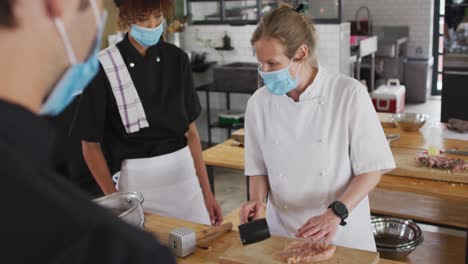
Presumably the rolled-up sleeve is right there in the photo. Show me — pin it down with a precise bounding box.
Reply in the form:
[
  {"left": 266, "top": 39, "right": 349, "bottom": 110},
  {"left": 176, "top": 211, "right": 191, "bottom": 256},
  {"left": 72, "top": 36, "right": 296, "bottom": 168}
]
[
  {"left": 348, "top": 86, "right": 396, "bottom": 176},
  {"left": 244, "top": 97, "right": 267, "bottom": 176}
]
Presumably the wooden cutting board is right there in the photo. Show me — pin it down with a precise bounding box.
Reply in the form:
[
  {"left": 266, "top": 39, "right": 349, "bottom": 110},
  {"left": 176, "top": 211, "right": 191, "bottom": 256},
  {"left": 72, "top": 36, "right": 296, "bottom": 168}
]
[
  {"left": 231, "top": 129, "right": 245, "bottom": 145},
  {"left": 390, "top": 148, "right": 468, "bottom": 183},
  {"left": 219, "top": 237, "right": 379, "bottom": 264}
]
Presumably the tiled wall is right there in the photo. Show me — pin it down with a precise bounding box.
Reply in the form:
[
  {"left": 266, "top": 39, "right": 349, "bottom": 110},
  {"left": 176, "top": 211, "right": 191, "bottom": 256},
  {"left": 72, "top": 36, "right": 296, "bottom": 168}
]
[
  {"left": 182, "top": 23, "right": 350, "bottom": 74},
  {"left": 181, "top": 23, "right": 350, "bottom": 143},
  {"left": 182, "top": 25, "right": 258, "bottom": 64},
  {"left": 342, "top": 0, "right": 435, "bottom": 59}
]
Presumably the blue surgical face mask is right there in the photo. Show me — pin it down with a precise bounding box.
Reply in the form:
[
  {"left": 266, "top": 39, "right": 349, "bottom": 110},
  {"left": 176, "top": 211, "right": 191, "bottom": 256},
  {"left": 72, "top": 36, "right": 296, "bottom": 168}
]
[
  {"left": 258, "top": 59, "right": 302, "bottom": 96},
  {"left": 130, "top": 22, "right": 164, "bottom": 47},
  {"left": 41, "top": 0, "right": 108, "bottom": 116}
]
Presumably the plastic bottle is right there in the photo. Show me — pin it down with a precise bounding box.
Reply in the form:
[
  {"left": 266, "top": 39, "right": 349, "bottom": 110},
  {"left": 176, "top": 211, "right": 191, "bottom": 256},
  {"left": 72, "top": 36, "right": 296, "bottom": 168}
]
[{"left": 427, "top": 121, "right": 441, "bottom": 156}]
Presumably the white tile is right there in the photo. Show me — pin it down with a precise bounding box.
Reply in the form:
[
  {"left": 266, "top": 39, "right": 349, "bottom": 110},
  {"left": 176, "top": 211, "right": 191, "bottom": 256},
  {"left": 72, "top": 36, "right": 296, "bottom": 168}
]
[{"left": 342, "top": 0, "right": 434, "bottom": 58}]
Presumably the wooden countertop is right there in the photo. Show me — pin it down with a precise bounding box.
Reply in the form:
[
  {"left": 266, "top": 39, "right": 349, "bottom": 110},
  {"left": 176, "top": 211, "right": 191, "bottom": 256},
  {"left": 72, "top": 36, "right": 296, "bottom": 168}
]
[
  {"left": 221, "top": 208, "right": 466, "bottom": 264},
  {"left": 203, "top": 139, "right": 244, "bottom": 170},
  {"left": 144, "top": 213, "right": 405, "bottom": 264},
  {"left": 203, "top": 139, "right": 468, "bottom": 199},
  {"left": 204, "top": 119, "right": 468, "bottom": 197},
  {"left": 385, "top": 125, "right": 468, "bottom": 152},
  {"left": 202, "top": 123, "right": 468, "bottom": 229},
  {"left": 370, "top": 188, "right": 468, "bottom": 229}
]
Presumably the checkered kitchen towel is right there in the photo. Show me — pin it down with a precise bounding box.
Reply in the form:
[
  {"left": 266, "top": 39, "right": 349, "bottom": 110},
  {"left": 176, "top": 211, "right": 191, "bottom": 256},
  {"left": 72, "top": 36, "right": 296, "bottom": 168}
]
[{"left": 98, "top": 45, "right": 149, "bottom": 133}]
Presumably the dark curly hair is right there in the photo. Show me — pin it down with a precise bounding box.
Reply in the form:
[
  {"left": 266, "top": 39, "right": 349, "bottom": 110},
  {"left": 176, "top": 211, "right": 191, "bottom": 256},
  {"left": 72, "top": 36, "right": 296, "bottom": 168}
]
[{"left": 115, "top": 0, "right": 174, "bottom": 30}]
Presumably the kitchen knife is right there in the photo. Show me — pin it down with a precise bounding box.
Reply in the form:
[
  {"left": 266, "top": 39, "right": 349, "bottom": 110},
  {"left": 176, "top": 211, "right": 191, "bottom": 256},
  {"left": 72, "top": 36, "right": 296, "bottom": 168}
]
[
  {"left": 443, "top": 149, "right": 468, "bottom": 156},
  {"left": 238, "top": 218, "right": 270, "bottom": 245}
]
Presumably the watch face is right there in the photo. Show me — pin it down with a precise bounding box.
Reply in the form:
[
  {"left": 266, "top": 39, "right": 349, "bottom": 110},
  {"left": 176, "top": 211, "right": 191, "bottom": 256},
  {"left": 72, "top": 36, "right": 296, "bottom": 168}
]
[{"left": 334, "top": 202, "right": 347, "bottom": 215}]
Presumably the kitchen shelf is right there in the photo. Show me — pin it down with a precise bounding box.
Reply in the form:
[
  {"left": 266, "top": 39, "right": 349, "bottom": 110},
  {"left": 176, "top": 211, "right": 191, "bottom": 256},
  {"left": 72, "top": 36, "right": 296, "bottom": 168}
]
[
  {"left": 196, "top": 87, "right": 253, "bottom": 146},
  {"left": 188, "top": 0, "right": 315, "bottom": 25},
  {"left": 215, "top": 47, "right": 235, "bottom": 50},
  {"left": 450, "top": 3, "right": 468, "bottom": 8},
  {"left": 209, "top": 121, "right": 244, "bottom": 129}
]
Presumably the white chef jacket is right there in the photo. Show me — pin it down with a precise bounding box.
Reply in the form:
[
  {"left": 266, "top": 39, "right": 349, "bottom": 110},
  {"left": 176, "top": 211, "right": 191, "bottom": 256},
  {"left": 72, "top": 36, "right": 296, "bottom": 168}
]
[{"left": 244, "top": 65, "right": 396, "bottom": 251}]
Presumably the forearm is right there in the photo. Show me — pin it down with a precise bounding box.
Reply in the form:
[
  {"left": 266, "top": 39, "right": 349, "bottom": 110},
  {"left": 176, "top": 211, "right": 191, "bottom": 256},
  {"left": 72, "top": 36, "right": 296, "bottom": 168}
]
[
  {"left": 338, "top": 171, "right": 382, "bottom": 212},
  {"left": 249, "top": 175, "right": 269, "bottom": 202},
  {"left": 186, "top": 123, "right": 212, "bottom": 197},
  {"left": 82, "top": 141, "right": 115, "bottom": 195}
]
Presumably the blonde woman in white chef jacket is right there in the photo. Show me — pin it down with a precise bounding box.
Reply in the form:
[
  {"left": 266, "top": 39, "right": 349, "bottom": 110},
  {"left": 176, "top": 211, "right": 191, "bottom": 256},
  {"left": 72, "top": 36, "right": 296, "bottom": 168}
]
[{"left": 239, "top": 5, "right": 396, "bottom": 251}]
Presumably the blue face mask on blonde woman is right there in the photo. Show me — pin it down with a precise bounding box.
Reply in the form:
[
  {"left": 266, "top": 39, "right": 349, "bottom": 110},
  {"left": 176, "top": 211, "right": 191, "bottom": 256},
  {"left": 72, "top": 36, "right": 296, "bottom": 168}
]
[{"left": 258, "top": 58, "right": 303, "bottom": 96}]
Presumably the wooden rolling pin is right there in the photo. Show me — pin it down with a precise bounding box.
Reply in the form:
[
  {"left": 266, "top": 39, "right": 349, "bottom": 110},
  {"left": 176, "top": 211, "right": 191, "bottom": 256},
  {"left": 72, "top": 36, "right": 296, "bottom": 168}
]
[{"left": 196, "top": 222, "right": 233, "bottom": 248}]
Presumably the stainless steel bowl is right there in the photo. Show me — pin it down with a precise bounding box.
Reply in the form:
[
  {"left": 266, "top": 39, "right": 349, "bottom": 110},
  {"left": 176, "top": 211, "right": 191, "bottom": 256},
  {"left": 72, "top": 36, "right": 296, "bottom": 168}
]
[
  {"left": 375, "top": 244, "right": 422, "bottom": 260},
  {"left": 392, "top": 113, "right": 429, "bottom": 132},
  {"left": 93, "top": 192, "right": 145, "bottom": 228},
  {"left": 372, "top": 217, "right": 424, "bottom": 260}
]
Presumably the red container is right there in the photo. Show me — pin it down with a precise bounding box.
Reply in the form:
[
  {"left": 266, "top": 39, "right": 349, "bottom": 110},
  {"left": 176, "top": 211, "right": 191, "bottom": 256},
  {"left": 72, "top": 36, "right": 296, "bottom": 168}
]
[{"left": 371, "top": 79, "right": 406, "bottom": 113}]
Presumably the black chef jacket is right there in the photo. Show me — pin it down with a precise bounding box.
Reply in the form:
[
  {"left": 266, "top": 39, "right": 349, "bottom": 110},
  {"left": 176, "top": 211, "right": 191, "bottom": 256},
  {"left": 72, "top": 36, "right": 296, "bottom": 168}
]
[
  {"left": 47, "top": 96, "right": 102, "bottom": 197},
  {"left": 73, "top": 35, "right": 201, "bottom": 174},
  {"left": 0, "top": 100, "right": 175, "bottom": 264}
]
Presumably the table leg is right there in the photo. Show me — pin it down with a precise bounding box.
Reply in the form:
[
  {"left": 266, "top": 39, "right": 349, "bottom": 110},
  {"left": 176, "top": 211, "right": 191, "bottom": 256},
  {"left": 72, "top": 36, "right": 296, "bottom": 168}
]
[
  {"left": 465, "top": 230, "right": 467, "bottom": 264},
  {"left": 371, "top": 53, "right": 375, "bottom": 92},
  {"left": 206, "top": 90, "right": 212, "bottom": 146},
  {"left": 207, "top": 165, "right": 215, "bottom": 195},
  {"left": 226, "top": 92, "right": 231, "bottom": 139},
  {"left": 356, "top": 57, "right": 362, "bottom": 81},
  {"left": 246, "top": 176, "right": 250, "bottom": 201}
]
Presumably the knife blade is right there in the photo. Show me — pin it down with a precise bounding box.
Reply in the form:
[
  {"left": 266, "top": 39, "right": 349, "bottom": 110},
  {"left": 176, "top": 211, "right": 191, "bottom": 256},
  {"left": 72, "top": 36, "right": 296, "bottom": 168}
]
[{"left": 444, "top": 149, "right": 468, "bottom": 156}]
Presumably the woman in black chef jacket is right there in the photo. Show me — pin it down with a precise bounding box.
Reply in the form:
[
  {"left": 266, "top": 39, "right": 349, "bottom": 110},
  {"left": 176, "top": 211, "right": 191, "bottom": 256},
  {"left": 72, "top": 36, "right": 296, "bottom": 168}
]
[{"left": 73, "top": 0, "right": 222, "bottom": 225}]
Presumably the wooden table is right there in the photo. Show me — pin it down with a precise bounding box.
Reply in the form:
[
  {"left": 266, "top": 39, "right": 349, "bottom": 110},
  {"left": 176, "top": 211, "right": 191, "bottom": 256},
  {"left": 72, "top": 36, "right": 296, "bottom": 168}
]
[
  {"left": 144, "top": 213, "right": 406, "bottom": 264},
  {"left": 202, "top": 122, "right": 468, "bottom": 262},
  {"left": 221, "top": 208, "right": 466, "bottom": 264}
]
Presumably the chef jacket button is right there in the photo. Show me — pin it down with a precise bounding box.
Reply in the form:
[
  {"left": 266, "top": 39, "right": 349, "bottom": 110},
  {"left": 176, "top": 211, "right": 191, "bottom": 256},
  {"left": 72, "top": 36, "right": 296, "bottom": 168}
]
[
  {"left": 279, "top": 173, "right": 284, "bottom": 178},
  {"left": 275, "top": 103, "right": 280, "bottom": 108},
  {"left": 129, "top": 62, "right": 135, "bottom": 68},
  {"left": 320, "top": 171, "right": 326, "bottom": 176},
  {"left": 318, "top": 139, "right": 324, "bottom": 143},
  {"left": 318, "top": 101, "right": 324, "bottom": 105},
  {"left": 275, "top": 140, "right": 280, "bottom": 145}
]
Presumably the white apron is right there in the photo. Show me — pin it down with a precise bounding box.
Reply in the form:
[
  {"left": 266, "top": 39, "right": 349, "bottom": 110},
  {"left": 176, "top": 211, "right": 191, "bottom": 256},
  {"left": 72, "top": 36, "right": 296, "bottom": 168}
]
[
  {"left": 115, "top": 147, "right": 211, "bottom": 225},
  {"left": 244, "top": 65, "right": 395, "bottom": 252}
]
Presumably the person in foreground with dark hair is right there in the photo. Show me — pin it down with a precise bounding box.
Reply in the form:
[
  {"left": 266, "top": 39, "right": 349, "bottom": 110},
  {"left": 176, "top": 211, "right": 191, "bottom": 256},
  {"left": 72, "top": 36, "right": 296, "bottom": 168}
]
[{"left": 0, "top": 0, "right": 175, "bottom": 263}]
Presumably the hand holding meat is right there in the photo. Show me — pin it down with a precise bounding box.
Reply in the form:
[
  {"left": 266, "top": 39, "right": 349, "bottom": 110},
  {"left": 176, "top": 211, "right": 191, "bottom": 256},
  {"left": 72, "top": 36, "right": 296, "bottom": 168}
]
[{"left": 296, "top": 209, "right": 341, "bottom": 245}]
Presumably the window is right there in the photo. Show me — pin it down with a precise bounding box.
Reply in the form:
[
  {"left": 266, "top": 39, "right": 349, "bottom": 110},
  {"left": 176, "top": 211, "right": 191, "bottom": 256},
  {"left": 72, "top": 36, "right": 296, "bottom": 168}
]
[
  {"left": 432, "top": 0, "right": 445, "bottom": 95},
  {"left": 187, "top": 0, "right": 340, "bottom": 25}
]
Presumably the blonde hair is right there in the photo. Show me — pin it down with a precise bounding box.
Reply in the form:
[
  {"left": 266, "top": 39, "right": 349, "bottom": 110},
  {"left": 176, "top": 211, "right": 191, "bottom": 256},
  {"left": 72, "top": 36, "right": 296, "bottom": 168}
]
[{"left": 251, "top": 4, "right": 318, "bottom": 60}]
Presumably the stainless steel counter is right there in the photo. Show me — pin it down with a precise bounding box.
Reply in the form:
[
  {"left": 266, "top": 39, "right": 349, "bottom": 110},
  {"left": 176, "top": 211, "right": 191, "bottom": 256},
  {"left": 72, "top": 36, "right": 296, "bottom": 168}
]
[{"left": 444, "top": 53, "right": 468, "bottom": 68}]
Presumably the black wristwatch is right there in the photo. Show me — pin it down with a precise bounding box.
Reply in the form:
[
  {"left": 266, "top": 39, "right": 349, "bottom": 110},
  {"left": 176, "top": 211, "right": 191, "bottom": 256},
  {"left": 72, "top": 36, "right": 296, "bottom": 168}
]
[{"left": 328, "top": 201, "right": 349, "bottom": 226}]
